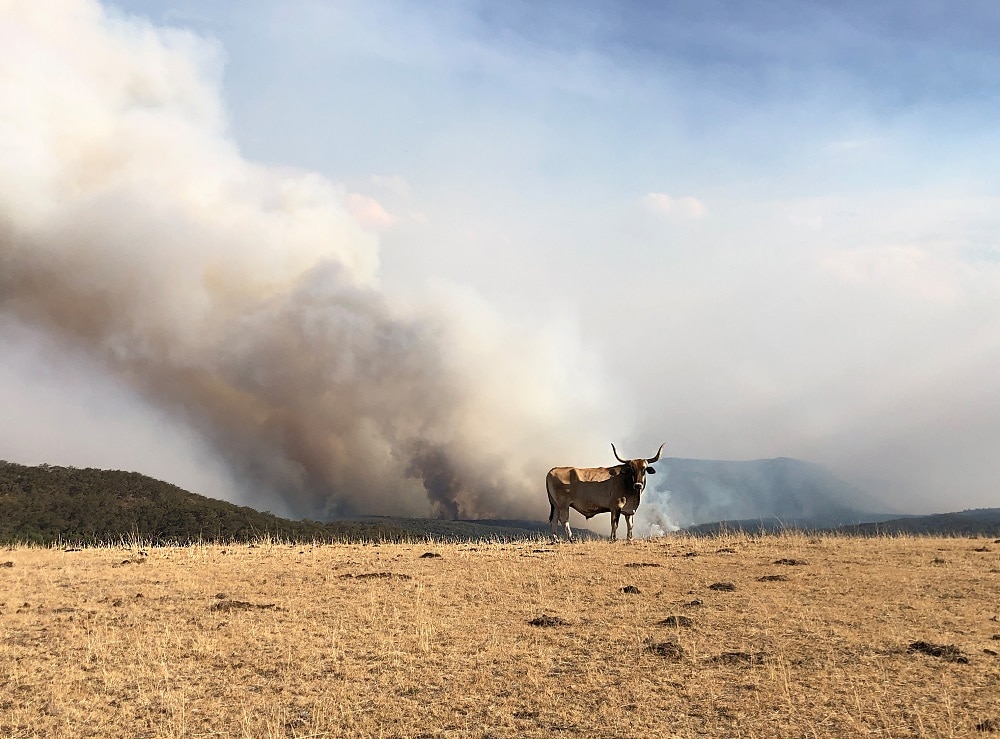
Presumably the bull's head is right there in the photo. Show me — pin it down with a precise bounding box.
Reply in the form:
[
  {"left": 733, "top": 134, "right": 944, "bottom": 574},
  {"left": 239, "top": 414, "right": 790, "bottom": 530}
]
[{"left": 611, "top": 442, "right": 665, "bottom": 495}]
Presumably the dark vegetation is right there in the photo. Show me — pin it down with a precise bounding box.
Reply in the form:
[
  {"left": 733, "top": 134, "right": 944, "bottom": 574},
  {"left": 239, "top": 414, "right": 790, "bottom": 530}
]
[{"left": 0, "top": 461, "right": 563, "bottom": 545}]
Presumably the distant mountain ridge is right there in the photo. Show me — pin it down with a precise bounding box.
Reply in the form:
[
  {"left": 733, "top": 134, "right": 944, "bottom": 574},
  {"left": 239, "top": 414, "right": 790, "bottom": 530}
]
[
  {"left": 652, "top": 457, "right": 894, "bottom": 529},
  {"left": 684, "top": 509, "right": 1000, "bottom": 537},
  {"left": 834, "top": 509, "right": 1000, "bottom": 537}
]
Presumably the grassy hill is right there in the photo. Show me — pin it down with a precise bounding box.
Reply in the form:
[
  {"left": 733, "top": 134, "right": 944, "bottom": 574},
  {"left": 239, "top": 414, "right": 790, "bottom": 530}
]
[
  {"left": 0, "top": 461, "right": 562, "bottom": 545},
  {"left": 834, "top": 508, "right": 1000, "bottom": 537}
]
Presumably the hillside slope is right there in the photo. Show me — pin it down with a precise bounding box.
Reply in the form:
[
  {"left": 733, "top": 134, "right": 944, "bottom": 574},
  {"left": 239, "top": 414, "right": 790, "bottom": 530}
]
[
  {"left": 0, "top": 461, "right": 596, "bottom": 545},
  {"left": 0, "top": 461, "right": 399, "bottom": 544},
  {"left": 835, "top": 508, "right": 1000, "bottom": 536}
]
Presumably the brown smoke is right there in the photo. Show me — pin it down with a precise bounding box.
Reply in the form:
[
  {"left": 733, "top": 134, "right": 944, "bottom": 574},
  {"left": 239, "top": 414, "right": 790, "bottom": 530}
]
[
  {"left": 0, "top": 223, "right": 531, "bottom": 519},
  {"left": 0, "top": 0, "right": 614, "bottom": 520}
]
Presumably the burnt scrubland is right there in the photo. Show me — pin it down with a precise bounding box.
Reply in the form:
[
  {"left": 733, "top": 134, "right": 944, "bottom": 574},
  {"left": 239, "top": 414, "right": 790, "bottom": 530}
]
[{"left": 1, "top": 533, "right": 999, "bottom": 738}]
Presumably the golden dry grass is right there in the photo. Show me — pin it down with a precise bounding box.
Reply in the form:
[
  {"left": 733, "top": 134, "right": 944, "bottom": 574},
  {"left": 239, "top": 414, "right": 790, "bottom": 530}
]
[{"left": 1, "top": 533, "right": 999, "bottom": 738}]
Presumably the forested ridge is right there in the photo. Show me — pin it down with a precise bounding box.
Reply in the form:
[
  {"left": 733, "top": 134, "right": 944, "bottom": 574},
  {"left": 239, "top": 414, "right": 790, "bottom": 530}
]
[{"left": 0, "top": 461, "right": 421, "bottom": 544}]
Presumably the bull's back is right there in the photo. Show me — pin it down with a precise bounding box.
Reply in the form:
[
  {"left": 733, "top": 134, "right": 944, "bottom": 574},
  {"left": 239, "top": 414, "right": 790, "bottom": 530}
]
[
  {"left": 547, "top": 465, "right": 621, "bottom": 514},
  {"left": 547, "top": 465, "right": 619, "bottom": 490},
  {"left": 546, "top": 467, "right": 577, "bottom": 488}
]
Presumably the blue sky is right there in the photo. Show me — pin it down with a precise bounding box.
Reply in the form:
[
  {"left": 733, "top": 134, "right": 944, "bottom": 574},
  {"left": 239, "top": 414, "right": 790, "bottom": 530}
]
[{"left": 2, "top": 0, "right": 998, "bottom": 520}]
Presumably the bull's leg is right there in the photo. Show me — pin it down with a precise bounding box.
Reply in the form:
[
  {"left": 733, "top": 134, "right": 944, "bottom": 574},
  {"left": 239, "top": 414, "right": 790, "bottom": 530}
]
[
  {"left": 624, "top": 513, "right": 634, "bottom": 542},
  {"left": 551, "top": 505, "right": 573, "bottom": 542},
  {"left": 610, "top": 509, "right": 620, "bottom": 541}
]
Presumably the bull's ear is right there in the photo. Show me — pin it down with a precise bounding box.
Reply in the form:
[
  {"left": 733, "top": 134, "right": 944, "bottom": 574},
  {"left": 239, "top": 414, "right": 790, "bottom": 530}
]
[{"left": 647, "top": 467, "right": 656, "bottom": 474}]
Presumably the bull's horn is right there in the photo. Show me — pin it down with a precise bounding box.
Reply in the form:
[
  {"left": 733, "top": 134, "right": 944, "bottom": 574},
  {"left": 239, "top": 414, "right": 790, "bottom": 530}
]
[
  {"left": 611, "top": 443, "right": 628, "bottom": 463},
  {"left": 647, "top": 443, "right": 666, "bottom": 463}
]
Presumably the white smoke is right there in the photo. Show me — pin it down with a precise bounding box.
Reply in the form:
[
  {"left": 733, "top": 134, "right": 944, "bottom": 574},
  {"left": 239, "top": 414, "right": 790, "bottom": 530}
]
[
  {"left": 0, "top": 0, "right": 622, "bottom": 519},
  {"left": 633, "top": 487, "right": 680, "bottom": 537}
]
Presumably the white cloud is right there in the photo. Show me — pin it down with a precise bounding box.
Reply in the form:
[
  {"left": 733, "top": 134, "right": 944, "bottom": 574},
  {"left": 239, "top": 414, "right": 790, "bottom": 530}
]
[
  {"left": 641, "top": 192, "right": 707, "bottom": 220},
  {"left": 347, "top": 192, "right": 397, "bottom": 230}
]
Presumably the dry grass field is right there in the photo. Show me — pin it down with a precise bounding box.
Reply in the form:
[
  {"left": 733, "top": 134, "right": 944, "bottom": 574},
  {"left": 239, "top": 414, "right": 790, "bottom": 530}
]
[{"left": 2, "top": 532, "right": 999, "bottom": 738}]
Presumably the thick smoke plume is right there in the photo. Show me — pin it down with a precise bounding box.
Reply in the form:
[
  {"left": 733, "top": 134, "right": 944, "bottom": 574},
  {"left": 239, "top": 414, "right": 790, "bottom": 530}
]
[{"left": 0, "top": 1, "right": 615, "bottom": 519}]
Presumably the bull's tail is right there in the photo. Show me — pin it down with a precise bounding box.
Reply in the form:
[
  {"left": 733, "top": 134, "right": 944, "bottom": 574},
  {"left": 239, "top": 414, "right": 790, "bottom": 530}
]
[
  {"left": 546, "top": 470, "right": 571, "bottom": 542},
  {"left": 545, "top": 471, "right": 557, "bottom": 523}
]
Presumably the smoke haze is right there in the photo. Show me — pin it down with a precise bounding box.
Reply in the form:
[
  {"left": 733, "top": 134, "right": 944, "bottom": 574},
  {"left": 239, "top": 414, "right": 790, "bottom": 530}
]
[
  {"left": 4, "top": 1, "right": 1000, "bottom": 522},
  {"left": 0, "top": 1, "right": 617, "bottom": 519}
]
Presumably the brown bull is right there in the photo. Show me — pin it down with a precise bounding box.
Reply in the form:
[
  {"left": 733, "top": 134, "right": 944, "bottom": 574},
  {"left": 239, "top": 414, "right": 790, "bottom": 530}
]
[{"left": 546, "top": 443, "right": 665, "bottom": 542}]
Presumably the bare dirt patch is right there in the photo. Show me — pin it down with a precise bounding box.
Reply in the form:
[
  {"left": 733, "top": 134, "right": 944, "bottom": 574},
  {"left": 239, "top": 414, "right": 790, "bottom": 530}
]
[
  {"left": 210, "top": 600, "right": 279, "bottom": 612},
  {"left": 708, "top": 582, "right": 736, "bottom": 591},
  {"left": 528, "top": 615, "right": 568, "bottom": 627},
  {"left": 646, "top": 641, "right": 685, "bottom": 660},
  {"left": 657, "top": 615, "right": 694, "bottom": 628},
  {"left": 709, "top": 651, "right": 770, "bottom": 665},
  {"left": 908, "top": 640, "right": 969, "bottom": 663}
]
